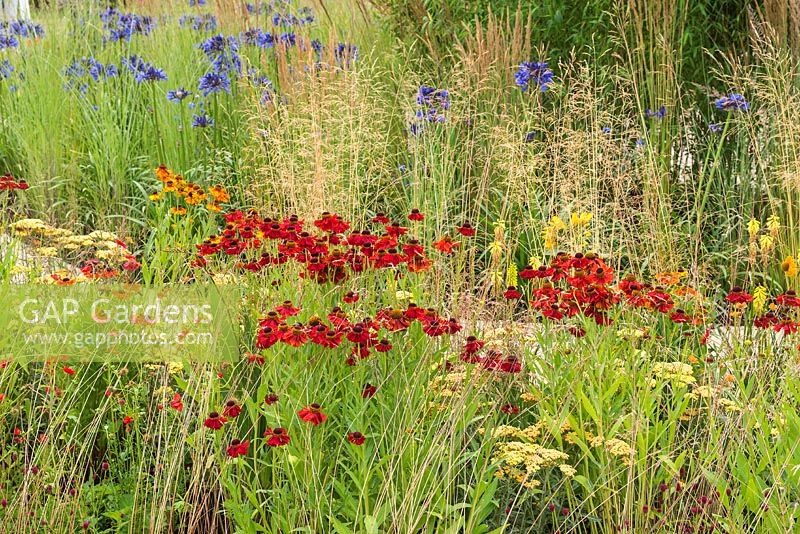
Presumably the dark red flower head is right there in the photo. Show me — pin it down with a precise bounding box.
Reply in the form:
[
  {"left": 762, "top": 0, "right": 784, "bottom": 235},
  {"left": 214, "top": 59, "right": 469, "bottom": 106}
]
[
  {"left": 204, "top": 412, "right": 227, "bottom": 430},
  {"left": 362, "top": 383, "right": 377, "bottom": 398},
  {"left": 227, "top": 439, "right": 250, "bottom": 458},
  {"left": 264, "top": 427, "right": 291, "bottom": 447},
  {"left": 408, "top": 209, "right": 425, "bottom": 222},
  {"left": 298, "top": 403, "right": 328, "bottom": 425},
  {"left": 223, "top": 400, "right": 242, "bottom": 418},
  {"left": 347, "top": 431, "right": 366, "bottom": 445},
  {"left": 456, "top": 223, "right": 476, "bottom": 237}
]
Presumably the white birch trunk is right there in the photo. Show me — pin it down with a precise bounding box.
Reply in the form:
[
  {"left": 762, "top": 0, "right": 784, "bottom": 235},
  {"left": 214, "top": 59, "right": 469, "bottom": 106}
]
[{"left": 2, "top": 0, "right": 31, "bottom": 20}]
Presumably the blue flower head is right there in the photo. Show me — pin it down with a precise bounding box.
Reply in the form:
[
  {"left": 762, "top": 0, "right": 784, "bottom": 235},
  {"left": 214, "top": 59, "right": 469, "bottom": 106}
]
[
  {"left": 714, "top": 93, "right": 749, "bottom": 112},
  {"left": 122, "top": 55, "right": 167, "bottom": 83},
  {"left": 199, "top": 71, "right": 231, "bottom": 96},
  {"left": 198, "top": 34, "right": 242, "bottom": 75},
  {"left": 192, "top": 113, "right": 214, "bottom": 128},
  {"left": 645, "top": 105, "right": 667, "bottom": 119},
  {"left": 167, "top": 87, "right": 192, "bottom": 103},
  {"left": 515, "top": 61, "right": 554, "bottom": 92}
]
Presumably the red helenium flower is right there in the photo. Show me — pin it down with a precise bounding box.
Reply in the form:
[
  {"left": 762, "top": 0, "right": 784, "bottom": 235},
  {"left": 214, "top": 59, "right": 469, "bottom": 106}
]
[
  {"left": 298, "top": 403, "right": 328, "bottom": 425},
  {"left": 347, "top": 431, "right": 366, "bottom": 445},
  {"left": 227, "top": 439, "right": 250, "bottom": 458},
  {"left": 264, "top": 427, "right": 291, "bottom": 447}
]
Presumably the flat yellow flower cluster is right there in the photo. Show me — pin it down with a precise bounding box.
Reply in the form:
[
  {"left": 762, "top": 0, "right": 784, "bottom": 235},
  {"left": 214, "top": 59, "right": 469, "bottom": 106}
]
[{"left": 651, "top": 361, "right": 695, "bottom": 387}]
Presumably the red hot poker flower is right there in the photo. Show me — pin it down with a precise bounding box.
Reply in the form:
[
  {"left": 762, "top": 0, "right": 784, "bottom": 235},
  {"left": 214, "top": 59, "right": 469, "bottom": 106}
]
[
  {"left": 227, "top": 439, "right": 250, "bottom": 458},
  {"left": 264, "top": 427, "right": 291, "bottom": 447},
  {"left": 298, "top": 404, "right": 328, "bottom": 425},
  {"left": 347, "top": 431, "right": 366, "bottom": 445}
]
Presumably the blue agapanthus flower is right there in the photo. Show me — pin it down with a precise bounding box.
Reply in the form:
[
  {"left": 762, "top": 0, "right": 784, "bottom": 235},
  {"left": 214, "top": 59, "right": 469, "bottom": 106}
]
[
  {"left": 189, "top": 0, "right": 207, "bottom": 5},
  {"left": 411, "top": 86, "right": 450, "bottom": 134},
  {"left": 0, "top": 59, "right": 16, "bottom": 80},
  {"left": 63, "top": 57, "right": 117, "bottom": 93},
  {"left": 708, "top": 123, "right": 723, "bottom": 133},
  {"left": 272, "top": 7, "right": 314, "bottom": 27},
  {"left": 2, "top": 20, "right": 45, "bottom": 38},
  {"left": 179, "top": 14, "right": 218, "bottom": 32},
  {"left": 601, "top": 126, "right": 612, "bottom": 134},
  {"left": 335, "top": 43, "right": 358, "bottom": 68},
  {"left": 167, "top": 87, "right": 192, "bottom": 102},
  {"left": 279, "top": 32, "right": 296, "bottom": 46},
  {"left": 715, "top": 93, "right": 749, "bottom": 111},
  {"left": 101, "top": 8, "right": 155, "bottom": 42},
  {"left": 524, "top": 131, "right": 538, "bottom": 143},
  {"left": 0, "top": 34, "right": 19, "bottom": 50},
  {"left": 645, "top": 105, "right": 666, "bottom": 119},
  {"left": 192, "top": 112, "right": 214, "bottom": 128},
  {"left": 515, "top": 61, "right": 554, "bottom": 92},
  {"left": 198, "top": 34, "right": 242, "bottom": 75},
  {"left": 198, "top": 71, "right": 231, "bottom": 96},
  {"left": 122, "top": 55, "right": 167, "bottom": 83}
]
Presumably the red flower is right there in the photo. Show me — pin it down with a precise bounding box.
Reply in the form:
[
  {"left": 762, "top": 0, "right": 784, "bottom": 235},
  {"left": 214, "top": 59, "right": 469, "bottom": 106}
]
[
  {"left": 408, "top": 209, "right": 425, "bottom": 221},
  {"left": 384, "top": 223, "right": 408, "bottom": 237},
  {"left": 63, "top": 366, "right": 76, "bottom": 376},
  {"left": 264, "top": 393, "right": 279, "bottom": 405},
  {"left": 275, "top": 301, "right": 300, "bottom": 318},
  {"left": 362, "top": 383, "right": 377, "bottom": 398},
  {"left": 503, "top": 286, "right": 522, "bottom": 300},
  {"left": 246, "top": 352, "right": 265, "bottom": 365},
  {"left": 122, "top": 257, "right": 141, "bottom": 271},
  {"left": 227, "top": 439, "right": 250, "bottom": 458},
  {"left": 204, "top": 412, "right": 227, "bottom": 430},
  {"left": 122, "top": 416, "right": 133, "bottom": 426},
  {"left": 343, "top": 291, "right": 360, "bottom": 303},
  {"left": 725, "top": 286, "right": 753, "bottom": 304},
  {"left": 433, "top": 236, "right": 459, "bottom": 254},
  {"left": 170, "top": 393, "right": 183, "bottom": 412},
  {"left": 375, "top": 339, "right": 392, "bottom": 352},
  {"left": 372, "top": 213, "right": 390, "bottom": 224},
  {"left": 456, "top": 223, "right": 476, "bottom": 237},
  {"left": 347, "top": 431, "right": 366, "bottom": 445},
  {"left": 298, "top": 403, "right": 328, "bottom": 425},
  {"left": 774, "top": 321, "right": 799, "bottom": 335},
  {"left": 264, "top": 427, "right": 291, "bottom": 447},
  {"left": 500, "top": 404, "right": 519, "bottom": 414},
  {"left": 777, "top": 290, "right": 800, "bottom": 307},
  {"left": 223, "top": 400, "right": 242, "bottom": 418}
]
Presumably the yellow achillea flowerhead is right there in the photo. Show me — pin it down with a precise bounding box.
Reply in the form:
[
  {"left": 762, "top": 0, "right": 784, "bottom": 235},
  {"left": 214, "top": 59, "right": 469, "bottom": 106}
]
[
  {"left": 651, "top": 361, "right": 695, "bottom": 387},
  {"left": 747, "top": 219, "right": 760, "bottom": 240},
  {"left": 753, "top": 285, "right": 768, "bottom": 314},
  {"left": 782, "top": 256, "right": 798, "bottom": 278},
  {"left": 492, "top": 441, "right": 570, "bottom": 489}
]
